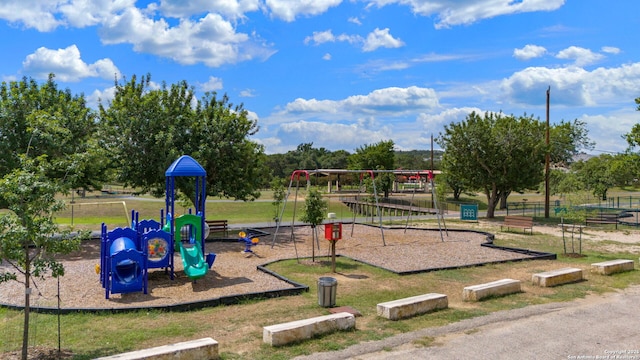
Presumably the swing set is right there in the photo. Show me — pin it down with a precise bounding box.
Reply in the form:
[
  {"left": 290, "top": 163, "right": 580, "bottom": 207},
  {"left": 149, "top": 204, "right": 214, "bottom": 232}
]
[{"left": 271, "top": 168, "right": 448, "bottom": 248}]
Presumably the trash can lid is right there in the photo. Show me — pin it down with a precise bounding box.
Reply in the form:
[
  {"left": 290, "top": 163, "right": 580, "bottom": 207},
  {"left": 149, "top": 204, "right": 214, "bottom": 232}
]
[{"left": 318, "top": 276, "right": 337, "bottom": 284}]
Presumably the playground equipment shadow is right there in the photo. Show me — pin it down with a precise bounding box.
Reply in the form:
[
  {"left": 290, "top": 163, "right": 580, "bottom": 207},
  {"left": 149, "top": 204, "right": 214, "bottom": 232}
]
[{"left": 0, "top": 224, "right": 555, "bottom": 313}]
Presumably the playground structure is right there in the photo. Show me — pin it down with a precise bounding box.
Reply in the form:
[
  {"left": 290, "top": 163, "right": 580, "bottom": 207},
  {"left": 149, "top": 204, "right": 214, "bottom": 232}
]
[
  {"left": 272, "top": 168, "right": 449, "bottom": 249},
  {"left": 238, "top": 231, "right": 260, "bottom": 256},
  {"left": 272, "top": 169, "right": 386, "bottom": 249},
  {"left": 99, "top": 155, "right": 216, "bottom": 299}
]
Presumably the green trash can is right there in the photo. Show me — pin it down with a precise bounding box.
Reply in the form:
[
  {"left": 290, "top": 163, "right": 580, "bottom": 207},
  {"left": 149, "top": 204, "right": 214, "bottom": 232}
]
[{"left": 317, "top": 277, "right": 337, "bottom": 307}]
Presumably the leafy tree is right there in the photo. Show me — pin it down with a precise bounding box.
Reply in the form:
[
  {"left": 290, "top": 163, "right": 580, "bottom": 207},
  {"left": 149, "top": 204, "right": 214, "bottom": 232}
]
[
  {"left": 99, "top": 74, "right": 266, "bottom": 206},
  {"left": 395, "top": 150, "right": 440, "bottom": 170},
  {"left": 348, "top": 140, "right": 396, "bottom": 198},
  {"left": 265, "top": 153, "right": 290, "bottom": 181},
  {"left": 191, "top": 92, "right": 266, "bottom": 202},
  {"left": 541, "top": 169, "right": 582, "bottom": 198},
  {"left": 299, "top": 188, "right": 328, "bottom": 262},
  {"left": 99, "top": 74, "right": 190, "bottom": 198},
  {"left": 437, "top": 111, "right": 592, "bottom": 217},
  {"left": 571, "top": 153, "right": 639, "bottom": 200},
  {"left": 349, "top": 140, "right": 395, "bottom": 170},
  {"left": 319, "top": 149, "right": 350, "bottom": 169},
  {"left": 0, "top": 75, "right": 107, "bottom": 195},
  {"left": 608, "top": 153, "right": 640, "bottom": 187},
  {"left": 437, "top": 172, "right": 465, "bottom": 201},
  {"left": 437, "top": 112, "right": 546, "bottom": 218},
  {"left": 271, "top": 177, "right": 286, "bottom": 221},
  {"left": 548, "top": 119, "right": 594, "bottom": 165},
  {"left": 623, "top": 96, "right": 640, "bottom": 148},
  {"left": 572, "top": 154, "right": 616, "bottom": 200},
  {"left": 0, "top": 156, "right": 84, "bottom": 360},
  {"left": 295, "top": 143, "right": 320, "bottom": 170}
]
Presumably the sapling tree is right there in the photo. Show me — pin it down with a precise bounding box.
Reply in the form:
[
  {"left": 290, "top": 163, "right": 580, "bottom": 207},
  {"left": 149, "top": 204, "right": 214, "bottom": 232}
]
[
  {"left": 0, "top": 156, "right": 83, "bottom": 360},
  {"left": 299, "top": 188, "right": 327, "bottom": 262},
  {"left": 271, "top": 177, "right": 286, "bottom": 223}
]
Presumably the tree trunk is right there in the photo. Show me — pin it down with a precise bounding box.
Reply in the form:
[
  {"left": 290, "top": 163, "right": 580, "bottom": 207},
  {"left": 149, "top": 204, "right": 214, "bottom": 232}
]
[
  {"left": 485, "top": 186, "right": 500, "bottom": 218},
  {"left": 499, "top": 191, "right": 510, "bottom": 209},
  {"left": 453, "top": 187, "right": 462, "bottom": 201},
  {"left": 22, "top": 246, "right": 30, "bottom": 360},
  {"left": 311, "top": 225, "right": 316, "bottom": 262}
]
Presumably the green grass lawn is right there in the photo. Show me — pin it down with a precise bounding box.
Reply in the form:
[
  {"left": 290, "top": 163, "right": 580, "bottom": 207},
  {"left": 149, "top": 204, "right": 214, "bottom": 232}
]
[
  {"left": 3, "top": 188, "right": 640, "bottom": 358},
  {"left": 54, "top": 192, "right": 355, "bottom": 230}
]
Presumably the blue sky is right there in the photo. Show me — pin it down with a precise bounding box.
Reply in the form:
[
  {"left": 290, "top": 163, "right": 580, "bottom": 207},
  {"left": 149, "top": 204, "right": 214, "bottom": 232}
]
[{"left": 1, "top": 0, "right": 639, "bottom": 155}]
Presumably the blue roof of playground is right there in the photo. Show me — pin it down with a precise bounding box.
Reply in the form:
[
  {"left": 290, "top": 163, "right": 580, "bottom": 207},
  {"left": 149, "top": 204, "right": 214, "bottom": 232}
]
[{"left": 165, "top": 155, "right": 206, "bottom": 177}]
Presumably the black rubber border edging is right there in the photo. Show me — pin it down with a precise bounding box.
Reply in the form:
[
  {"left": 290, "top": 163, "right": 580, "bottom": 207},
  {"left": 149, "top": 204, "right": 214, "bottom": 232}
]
[{"left": 0, "top": 224, "right": 555, "bottom": 314}]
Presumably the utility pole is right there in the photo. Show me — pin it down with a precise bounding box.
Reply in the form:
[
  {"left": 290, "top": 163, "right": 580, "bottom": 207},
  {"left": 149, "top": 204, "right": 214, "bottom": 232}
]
[
  {"left": 431, "top": 134, "right": 434, "bottom": 209},
  {"left": 545, "top": 86, "right": 551, "bottom": 218}
]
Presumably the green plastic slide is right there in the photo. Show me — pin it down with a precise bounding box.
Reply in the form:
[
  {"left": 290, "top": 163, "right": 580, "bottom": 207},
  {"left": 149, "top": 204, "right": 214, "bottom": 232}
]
[{"left": 174, "top": 214, "right": 208, "bottom": 280}]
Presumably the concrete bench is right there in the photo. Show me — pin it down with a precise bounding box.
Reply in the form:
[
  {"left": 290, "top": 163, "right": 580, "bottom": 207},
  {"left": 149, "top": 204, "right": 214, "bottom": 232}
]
[
  {"left": 462, "top": 278, "right": 522, "bottom": 301},
  {"left": 95, "top": 337, "right": 218, "bottom": 360},
  {"left": 531, "top": 267, "right": 584, "bottom": 287},
  {"left": 263, "top": 312, "right": 355, "bottom": 346},
  {"left": 377, "top": 293, "right": 448, "bottom": 321},
  {"left": 591, "top": 259, "right": 635, "bottom": 275}
]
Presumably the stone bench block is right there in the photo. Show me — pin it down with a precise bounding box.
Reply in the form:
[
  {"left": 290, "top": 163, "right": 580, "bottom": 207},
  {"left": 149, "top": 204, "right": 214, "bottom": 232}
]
[
  {"left": 95, "top": 337, "right": 218, "bottom": 360},
  {"left": 591, "top": 259, "right": 635, "bottom": 275},
  {"left": 463, "top": 278, "right": 522, "bottom": 301},
  {"left": 263, "top": 312, "right": 355, "bottom": 346},
  {"left": 532, "top": 267, "right": 584, "bottom": 287},
  {"left": 377, "top": 293, "right": 448, "bottom": 321}
]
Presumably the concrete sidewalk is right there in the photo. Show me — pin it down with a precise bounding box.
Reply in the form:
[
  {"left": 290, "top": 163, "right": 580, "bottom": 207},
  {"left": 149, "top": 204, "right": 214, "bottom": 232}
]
[{"left": 295, "top": 285, "right": 640, "bottom": 360}]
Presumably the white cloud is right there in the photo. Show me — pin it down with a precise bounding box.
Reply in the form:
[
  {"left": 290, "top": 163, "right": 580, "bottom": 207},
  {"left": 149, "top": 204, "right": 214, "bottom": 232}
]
[
  {"left": 0, "top": 0, "right": 133, "bottom": 31},
  {"left": 322, "top": 53, "right": 332, "bottom": 60},
  {"left": 348, "top": 16, "right": 362, "bottom": 25},
  {"left": 262, "top": 86, "right": 439, "bottom": 152},
  {"left": 285, "top": 98, "right": 338, "bottom": 114},
  {"left": 22, "top": 45, "right": 119, "bottom": 82},
  {"left": 555, "top": 46, "right": 605, "bottom": 67},
  {"left": 156, "top": 0, "right": 260, "bottom": 19},
  {"left": 417, "top": 107, "right": 482, "bottom": 129},
  {"left": 87, "top": 85, "right": 116, "bottom": 109},
  {"left": 513, "top": 44, "right": 547, "bottom": 61},
  {"left": 246, "top": 109, "right": 259, "bottom": 121},
  {"left": 199, "top": 76, "right": 223, "bottom": 92},
  {"left": 278, "top": 120, "right": 390, "bottom": 151},
  {"left": 601, "top": 46, "right": 621, "bottom": 55},
  {"left": 239, "top": 89, "right": 256, "bottom": 97},
  {"left": 98, "top": 7, "right": 274, "bottom": 67},
  {"left": 253, "top": 136, "right": 284, "bottom": 154},
  {"left": 579, "top": 111, "right": 639, "bottom": 154},
  {"left": 304, "top": 30, "right": 336, "bottom": 45},
  {"left": 366, "top": 0, "right": 566, "bottom": 29},
  {"left": 304, "top": 28, "right": 403, "bottom": 52},
  {"left": 59, "top": 0, "right": 133, "bottom": 28},
  {"left": 265, "top": 0, "right": 342, "bottom": 22},
  {"left": 271, "top": 106, "right": 484, "bottom": 153},
  {"left": 501, "top": 62, "right": 640, "bottom": 107},
  {"left": 0, "top": 1, "right": 64, "bottom": 32},
  {"left": 362, "top": 28, "right": 404, "bottom": 52},
  {"left": 304, "top": 29, "right": 362, "bottom": 46},
  {"left": 283, "top": 86, "right": 439, "bottom": 118}
]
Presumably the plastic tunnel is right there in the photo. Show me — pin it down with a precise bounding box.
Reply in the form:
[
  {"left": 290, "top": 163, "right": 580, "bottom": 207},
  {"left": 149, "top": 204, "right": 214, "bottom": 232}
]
[
  {"left": 110, "top": 237, "right": 142, "bottom": 284},
  {"left": 108, "top": 236, "right": 146, "bottom": 296}
]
